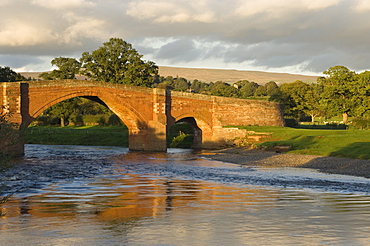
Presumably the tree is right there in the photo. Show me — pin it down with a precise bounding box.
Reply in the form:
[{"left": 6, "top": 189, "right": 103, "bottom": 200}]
[
  {"left": 80, "top": 38, "right": 158, "bottom": 87},
  {"left": 279, "top": 80, "right": 310, "bottom": 118},
  {"left": 172, "top": 77, "right": 190, "bottom": 91},
  {"left": 210, "top": 81, "right": 239, "bottom": 97},
  {"left": 352, "top": 71, "right": 370, "bottom": 118},
  {"left": 265, "top": 81, "right": 280, "bottom": 96},
  {"left": 235, "top": 80, "right": 259, "bottom": 98},
  {"left": 319, "top": 65, "right": 357, "bottom": 123},
  {"left": 0, "top": 66, "right": 25, "bottom": 82},
  {"left": 303, "top": 83, "right": 324, "bottom": 122},
  {"left": 45, "top": 98, "right": 80, "bottom": 127},
  {"left": 254, "top": 85, "right": 267, "bottom": 97},
  {"left": 39, "top": 57, "right": 81, "bottom": 80}
]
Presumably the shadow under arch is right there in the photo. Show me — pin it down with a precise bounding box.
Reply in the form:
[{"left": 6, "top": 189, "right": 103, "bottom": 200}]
[{"left": 169, "top": 116, "right": 213, "bottom": 149}]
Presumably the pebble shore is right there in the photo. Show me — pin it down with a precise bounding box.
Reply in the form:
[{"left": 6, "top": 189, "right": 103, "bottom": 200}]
[{"left": 198, "top": 147, "right": 370, "bottom": 178}]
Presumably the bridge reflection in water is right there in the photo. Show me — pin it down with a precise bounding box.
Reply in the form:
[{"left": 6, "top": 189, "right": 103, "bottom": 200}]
[{"left": 2, "top": 156, "right": 370, "bottom": 245}]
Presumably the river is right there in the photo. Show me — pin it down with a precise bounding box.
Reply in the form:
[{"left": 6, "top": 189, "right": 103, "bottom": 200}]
[{"left": 1, "top": 144, "right": 370, "bottom": 245}]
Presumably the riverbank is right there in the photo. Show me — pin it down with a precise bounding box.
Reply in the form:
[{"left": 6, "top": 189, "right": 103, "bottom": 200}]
[{"left": 198, "top": 147, "right": 370, "bottom": 178}]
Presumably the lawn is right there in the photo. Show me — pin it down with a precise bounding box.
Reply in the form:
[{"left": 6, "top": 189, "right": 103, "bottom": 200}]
[
  {"left": 25, "top": 126, "right": 129, "bottom": 147},
  {"left": 239, "top": 125, "right": 370, "bottom": 159}
]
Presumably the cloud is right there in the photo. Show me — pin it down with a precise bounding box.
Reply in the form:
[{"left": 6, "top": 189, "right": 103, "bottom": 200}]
[
  {"left": 0, "top": 20, "right": 54, "bottom": 46},
  {"left": 126, "top": 0, "right": 218, "bottom": 23},
  {"left": 0, "top": 0, "right": 369, "bottom": 74},
  {"left": 30, "top": 0, "right": 94, "bottom": 9}
]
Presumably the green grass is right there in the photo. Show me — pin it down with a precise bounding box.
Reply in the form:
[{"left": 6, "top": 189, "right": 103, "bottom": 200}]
[
  {"left": 25, "top": 126, "right": 129, "bottom": 147},
  {"left": 236, "top": 125, "right": 370, "bottom": 159},
  {"left": 26, "top": 124, "right": 195, "bottom": 148}
]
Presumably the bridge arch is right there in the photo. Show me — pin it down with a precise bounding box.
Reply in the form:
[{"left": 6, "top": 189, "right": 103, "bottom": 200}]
[
  {"left": 28, "top": 91, "right": 147, "bottom": 133},
  {"left": 170, "top": 114, "right": 213, "bottom": 148}
]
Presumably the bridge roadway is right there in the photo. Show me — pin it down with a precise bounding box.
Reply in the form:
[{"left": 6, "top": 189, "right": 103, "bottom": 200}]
[{"left": 1, "top": 80, "right": 284, "bottom": 155}]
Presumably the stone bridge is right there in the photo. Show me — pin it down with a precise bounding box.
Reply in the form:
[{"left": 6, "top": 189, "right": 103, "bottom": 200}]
[{"left": 1, "top": 80, "right": 284, "bottom": 155}]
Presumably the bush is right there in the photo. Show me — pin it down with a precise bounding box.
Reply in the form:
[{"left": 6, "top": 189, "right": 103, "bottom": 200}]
[
  {"left": 108, "top": 114, "right": 123, "bottom": 126},
  {"left": 169, "top": 132, "right": 193, "bottom": 148},
  {"left": 71, "top": 114, "right": 84, "bottom": 126},
  {"left": 351, "top": 118, "right": 370, "bottom": 130},
  {"left": 284, "top": 118, "right": 298, "bottom": 127}
]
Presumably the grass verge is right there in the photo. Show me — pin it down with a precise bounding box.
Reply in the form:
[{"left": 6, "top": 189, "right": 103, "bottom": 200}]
[
  {"left": 237, "top": 126, "right": 370, "bottom": 159},
  {"left": 25, "top": 126, "right": 129, "bottom": 147}
]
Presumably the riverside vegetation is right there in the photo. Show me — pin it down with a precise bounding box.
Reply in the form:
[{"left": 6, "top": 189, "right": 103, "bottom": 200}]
[{"left": 21, "top": 123, "right": 370, "bottom": 160}]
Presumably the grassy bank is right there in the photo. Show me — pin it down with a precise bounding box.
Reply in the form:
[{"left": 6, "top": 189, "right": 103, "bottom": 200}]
[
  {"left": 25, "top": 126, "right": 129, "bottom": 147},
  {"left": 25, "top": 125, "right": 370, "bottom": 159},
  {"left": 26, "top": 123, "right": 194, "bottom": 149},
  {"left": 239, "top": 126, "right": 370, "bottom": 159}
]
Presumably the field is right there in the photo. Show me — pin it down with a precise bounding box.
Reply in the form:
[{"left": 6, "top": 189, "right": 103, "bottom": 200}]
[
  {"left": 241, "top": 126, "right": 370, "bottom": 159},
  {"left": 158, "top": 66, "right": 318, "bottom": 85},
  {"left": 20, "top": 66, "right": 318, "bottom": 85}
]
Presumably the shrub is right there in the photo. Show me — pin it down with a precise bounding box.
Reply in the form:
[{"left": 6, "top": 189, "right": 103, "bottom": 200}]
[
  {"left": 284, "top": 118, "right": 298, "bottom": 127},
  {"left": 108, "top": 114, "right": 123, "bottom": 126},
  {"left": 351, "top": 118, "right": 370, "bottom": 130}
]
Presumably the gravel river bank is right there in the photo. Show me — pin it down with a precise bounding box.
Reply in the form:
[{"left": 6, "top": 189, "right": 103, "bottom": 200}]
[{"left": 199, "top": 147, "right": 370, "bottom": 178}]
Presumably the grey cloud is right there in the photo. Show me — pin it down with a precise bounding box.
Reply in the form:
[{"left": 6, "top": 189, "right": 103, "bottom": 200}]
[
  {"left": 154, "top": 39, "right": 202, "bottom": 63},
  {"left": 0, "top": 55, "right": 45, "bottom": 69},
  {"left": 1, "top": 0, "right": 370, "bottom": 74}
]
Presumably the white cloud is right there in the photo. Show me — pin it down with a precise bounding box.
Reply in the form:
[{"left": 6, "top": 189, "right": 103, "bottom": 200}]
[
  {"left": 0, "top": 0, "right": 11, "bottom": 6},
  {"left": 235, "top": 0, "right": 341, "bottom": 18},
  {"left": 59, "top": 13, "right": 109, "bottom": 45},
  {"left": 31, "top": 0, "right": 94, "bottom": 9},
  {"left": 353, "top": 0, "right": 370, "bottom": 12},
  {"left": 0, "top": 20, "right": 54, "bottom": 46},
  {"left": 126, "top": 0, "right": 217, "bottom": 23}
]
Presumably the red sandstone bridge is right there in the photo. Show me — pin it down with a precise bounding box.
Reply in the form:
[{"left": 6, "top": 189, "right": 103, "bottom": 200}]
[{"left": 1, "top": 80, "right": 284, "bottom": 154}]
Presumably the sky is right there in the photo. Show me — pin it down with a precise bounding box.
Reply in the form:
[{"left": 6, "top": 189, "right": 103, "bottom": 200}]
[{"left": 1, "top": 0, "right": 370, "bottom": 75}]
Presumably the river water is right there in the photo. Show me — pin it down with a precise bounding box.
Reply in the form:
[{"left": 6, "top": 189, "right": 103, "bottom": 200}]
[{"left": 1, "top": 144, "right": 370, "bottom": 245}]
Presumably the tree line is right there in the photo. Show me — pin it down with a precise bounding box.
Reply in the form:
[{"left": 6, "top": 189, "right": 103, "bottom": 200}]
[{"left": 1, "top": 38, "right": 370, "bottom": 127}]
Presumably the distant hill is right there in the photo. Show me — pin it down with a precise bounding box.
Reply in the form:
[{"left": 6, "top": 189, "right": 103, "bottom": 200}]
[
  {"left": 20, "top": 66, "right": 319, "bottom": 85},
  {"left": 158, "top": 66, "right": 319, "bottom": 85}
]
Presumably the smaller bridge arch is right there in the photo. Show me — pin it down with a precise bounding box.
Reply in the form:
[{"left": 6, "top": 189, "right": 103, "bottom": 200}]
[{"left": 170, "top": 114, "right": 214, "bottom": 149}]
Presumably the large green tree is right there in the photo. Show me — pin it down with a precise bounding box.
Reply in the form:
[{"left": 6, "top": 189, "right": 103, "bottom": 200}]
[
  {"left": 352, "top": 71, "right": 370, "bottom": 118},
  {"left": 303, "top": 83, "right": 324, "bottom": 122},
  {"left": 319, "top": 65, "right": 357, "bottom": 123},
  {"left": 45, "top": 98, "right": 80, "bottom": 127},
  {"left": 80, "top": 38, "right": 158, "bottom": 87},
  {"left": 274, "top": 80, "right": 309, "bottom": 118},
  {"left": 234, "top": 80, "right": 259, "bottom": 98},
  {"left": 39, "top": 57, "right": 81, "bottom": 80},
  {"left": 210, "top": 81, "right": 239, "bottom": 97},
  {"left": 0, "top": 66, "right": 25, "bottom": 82}
]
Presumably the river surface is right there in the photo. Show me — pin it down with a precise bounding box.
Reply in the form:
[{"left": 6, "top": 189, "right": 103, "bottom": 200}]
[{"left": 1, "top": 144, "right": 370, "bottom": 245}]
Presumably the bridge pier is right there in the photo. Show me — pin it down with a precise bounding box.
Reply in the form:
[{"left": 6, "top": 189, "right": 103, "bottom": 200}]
[
  {"left": 128, "top": 88, "right": 168, "bottom": 152},
  {"left": 1, "top": 82, "right": 26, "bottom": 156}
]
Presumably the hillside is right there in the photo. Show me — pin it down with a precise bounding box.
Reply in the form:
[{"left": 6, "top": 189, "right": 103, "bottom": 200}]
[
  {"left": 158, "top": 66, "right": 318, "bottom": 85},
  {"left": 20, "top": 66, "right": 319, "bottom": 85}
]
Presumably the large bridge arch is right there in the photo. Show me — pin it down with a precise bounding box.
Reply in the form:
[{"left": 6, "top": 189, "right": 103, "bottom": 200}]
[{"left": 27, "top": 91, "right": 147, "bottom": 132}]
